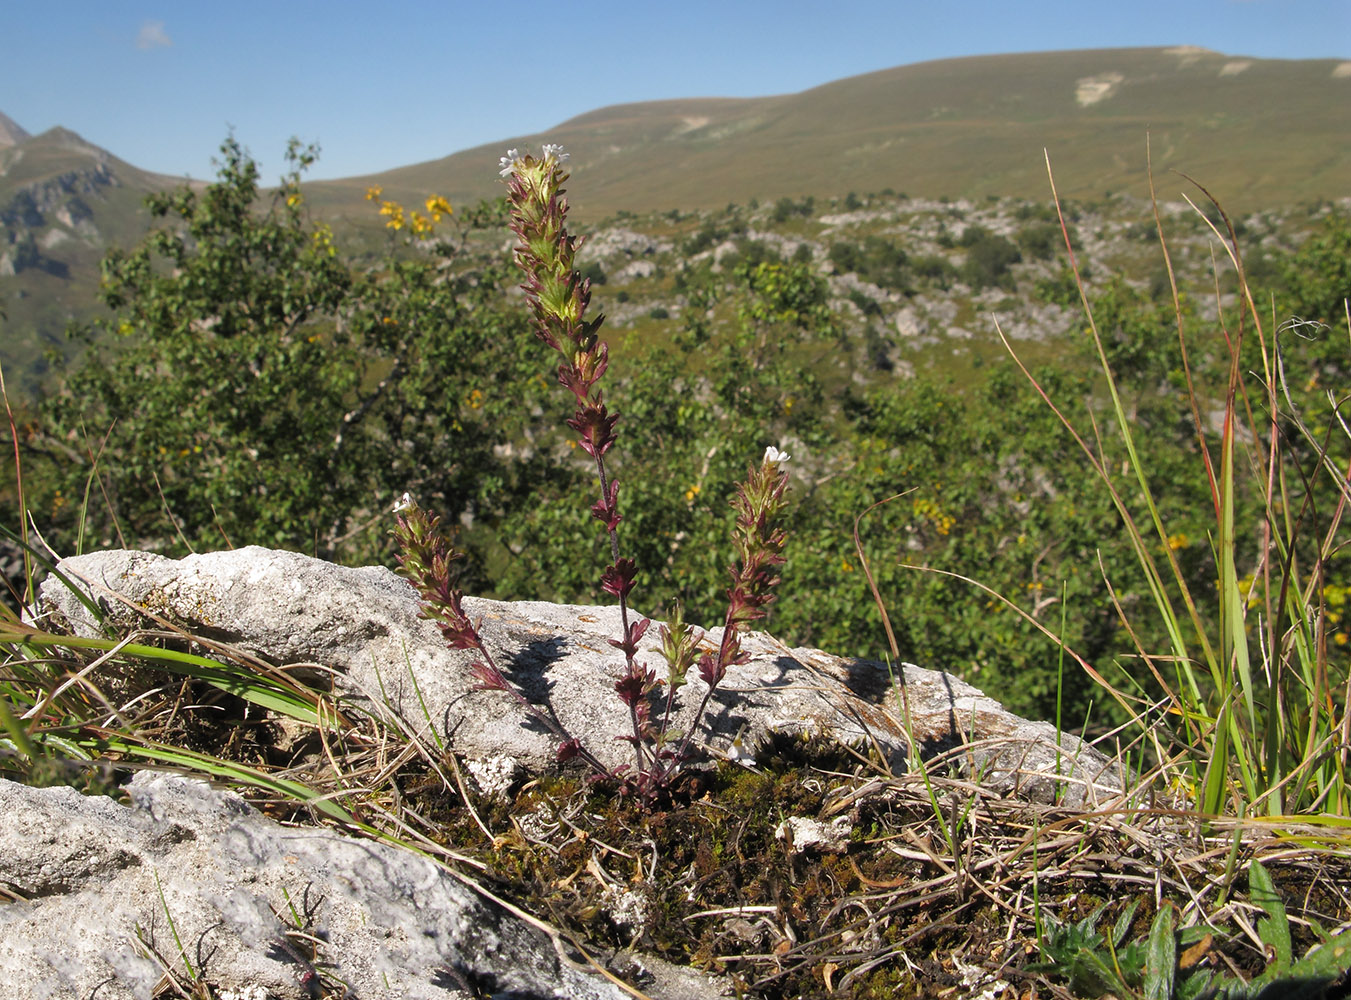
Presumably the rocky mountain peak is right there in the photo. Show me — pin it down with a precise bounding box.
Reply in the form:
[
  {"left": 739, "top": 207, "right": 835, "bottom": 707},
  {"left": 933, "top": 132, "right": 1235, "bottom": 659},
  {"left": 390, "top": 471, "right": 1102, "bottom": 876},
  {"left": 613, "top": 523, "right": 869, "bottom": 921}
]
[{"left": 0, "top": 110, "right": 32, "bottom": 149}]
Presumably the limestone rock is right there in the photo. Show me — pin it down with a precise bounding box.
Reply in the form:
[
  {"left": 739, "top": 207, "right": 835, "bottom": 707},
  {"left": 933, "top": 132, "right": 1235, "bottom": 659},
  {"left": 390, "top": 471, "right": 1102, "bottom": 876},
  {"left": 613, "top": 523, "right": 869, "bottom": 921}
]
[
  {"left": 0, "top": 771, "right": 725, "bottom": 999},
  {"left": 37, "top": 546, "right": 1127, "bottom": 804}
]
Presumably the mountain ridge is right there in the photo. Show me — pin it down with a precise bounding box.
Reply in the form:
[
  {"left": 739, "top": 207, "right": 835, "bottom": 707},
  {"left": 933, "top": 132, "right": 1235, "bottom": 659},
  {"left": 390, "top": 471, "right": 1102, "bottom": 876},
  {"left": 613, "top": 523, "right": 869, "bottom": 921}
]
[
  {"left": 302, "top": 46, "right": 1351, "bottom": 219},
  {"left": 0, "top": 111, "right": 31, "bottom": 149}
]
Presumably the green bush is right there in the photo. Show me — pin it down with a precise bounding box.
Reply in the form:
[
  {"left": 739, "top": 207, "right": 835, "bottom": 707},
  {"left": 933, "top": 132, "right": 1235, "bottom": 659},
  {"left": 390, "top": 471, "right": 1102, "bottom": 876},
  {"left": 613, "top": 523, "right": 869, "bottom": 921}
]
[
  {"left": 961, "top": 230, "right": 1022, "bottom": 289},
  {"left": 827, "top": 235, "right": 911, "bottom": 292},
  {"left": 31, "top": 139, "right": 548, "bottom": 572}
]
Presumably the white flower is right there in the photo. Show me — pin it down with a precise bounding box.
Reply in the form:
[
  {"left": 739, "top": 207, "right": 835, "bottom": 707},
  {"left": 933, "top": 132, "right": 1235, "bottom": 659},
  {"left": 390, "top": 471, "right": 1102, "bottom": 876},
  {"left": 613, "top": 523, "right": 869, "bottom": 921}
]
[
  {"left": 763, "top": 445, "right": 791, "bottom": 465},
  {"left": 392, "top": 491, "right": 414, "bottom": 513},
  {"left": 725, "top": 726, "right": 757, "bottom": 768},
  {"left": 541, "top": 143, "right": 569, "bottom": 163},
  {"left": 498, "top": 148, "right": 521, "bottom": 178}
]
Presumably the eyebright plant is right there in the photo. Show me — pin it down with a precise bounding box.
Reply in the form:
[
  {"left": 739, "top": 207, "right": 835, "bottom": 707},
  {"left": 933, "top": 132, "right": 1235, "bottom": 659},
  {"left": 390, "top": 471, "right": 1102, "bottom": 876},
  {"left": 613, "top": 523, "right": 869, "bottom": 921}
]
[{"left": 393, "top": 145, "right": 792, "bottom": 798}]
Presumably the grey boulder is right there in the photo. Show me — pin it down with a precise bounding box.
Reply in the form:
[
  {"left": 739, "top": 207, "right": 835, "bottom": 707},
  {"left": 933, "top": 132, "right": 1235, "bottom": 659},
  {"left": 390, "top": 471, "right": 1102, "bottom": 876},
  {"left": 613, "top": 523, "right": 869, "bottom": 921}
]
[
  {"left": 0, "top": 771, "right": 722, "bottom": 999},
  {"left": 37, "top": 546, "right": 1127, "bottom": 804}
]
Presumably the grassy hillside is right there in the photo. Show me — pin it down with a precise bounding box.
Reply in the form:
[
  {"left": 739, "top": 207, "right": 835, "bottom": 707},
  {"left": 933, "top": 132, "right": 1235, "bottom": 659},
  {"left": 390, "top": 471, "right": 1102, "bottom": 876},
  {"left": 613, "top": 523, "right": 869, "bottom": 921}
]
[{"left": 308, "top": 47, "right": 1351, "bottom": 220}]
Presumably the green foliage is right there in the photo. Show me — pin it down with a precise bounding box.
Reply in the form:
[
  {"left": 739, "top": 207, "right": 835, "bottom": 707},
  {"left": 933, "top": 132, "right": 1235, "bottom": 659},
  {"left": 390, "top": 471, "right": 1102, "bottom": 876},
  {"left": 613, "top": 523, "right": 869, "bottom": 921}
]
[
  {"left": 1036, "top": 263, "right": 1089, "bottom": 307},
  {"left": 910, "top": 252, "right": 958, "bottom": 288},
  {"left": 1283, "top": 211, "right": 1351, "bottom": 327},
  {"left": 1018, "top": 220, "right": 1065, "bottom": 260},
  {"left": 1032, "top": 864, "right": 1351, "bottom": 999},
  {"left": 770, "top": 195, "right": 815, "bottom": 223},
  {"left": 577, "top": 259, "right": 607, "bottom": 286},
  {"left": 960, "top": 226, "right": 1023, "bottom": 289},
  {"left": 1032, "top": 899, "right": 1151, "bottom": 997},
  {"left": 827, "top": 235, "right": 911, "bottom": 292},
  {"left": 30, "top": 138, "right": 546, "bottom": 569}
]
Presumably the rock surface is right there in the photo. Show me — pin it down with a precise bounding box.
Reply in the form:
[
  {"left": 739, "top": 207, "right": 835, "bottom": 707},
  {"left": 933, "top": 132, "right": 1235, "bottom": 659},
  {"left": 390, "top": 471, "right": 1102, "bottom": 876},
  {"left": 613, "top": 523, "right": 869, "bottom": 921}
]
[
  {"left": 0, "top": 771, "right": 725, "bottom": 999},
  {"left": 14, "top": 544, "right": 1137, "bottom": 996},
  {"left": 37, "top": 546, "right": 1128, "bottom": 805}
]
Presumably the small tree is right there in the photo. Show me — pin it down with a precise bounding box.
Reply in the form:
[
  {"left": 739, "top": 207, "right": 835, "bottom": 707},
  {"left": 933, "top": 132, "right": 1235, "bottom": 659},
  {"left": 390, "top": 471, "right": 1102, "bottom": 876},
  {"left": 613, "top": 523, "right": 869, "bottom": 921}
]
[{"left": 32, "top": 138, "right": 543, "bottom": 568}]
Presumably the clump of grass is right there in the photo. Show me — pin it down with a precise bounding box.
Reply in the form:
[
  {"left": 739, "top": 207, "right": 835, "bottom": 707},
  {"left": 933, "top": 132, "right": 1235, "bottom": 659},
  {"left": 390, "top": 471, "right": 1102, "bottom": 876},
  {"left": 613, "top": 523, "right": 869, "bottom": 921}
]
[{"left": 999, "top": 151, "right": 1350, "bottom": 820}]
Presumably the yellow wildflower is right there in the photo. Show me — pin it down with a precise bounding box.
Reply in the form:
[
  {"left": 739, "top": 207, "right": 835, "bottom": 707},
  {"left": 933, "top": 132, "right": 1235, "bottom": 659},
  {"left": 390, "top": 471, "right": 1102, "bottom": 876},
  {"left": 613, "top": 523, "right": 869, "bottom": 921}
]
[
  {"left": 425, "top": 195, "right": 453, "bottom": 221},
  {"left": 383, "top": 205, "right": 405, "bottom": 231},
  {"left": 365, "top": 185, "right": 383, "bottom": 201}
]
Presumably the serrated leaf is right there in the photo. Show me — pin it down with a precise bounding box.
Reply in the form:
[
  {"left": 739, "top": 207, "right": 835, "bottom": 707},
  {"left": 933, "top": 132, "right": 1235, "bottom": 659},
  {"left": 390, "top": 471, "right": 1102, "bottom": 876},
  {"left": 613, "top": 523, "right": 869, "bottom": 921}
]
[
  {"left": 1177, "top": 967, "right": 1214, "bottom": 1000},
  {"left": 1282, "top": 927, "right": 1351, "bottom": 983}
]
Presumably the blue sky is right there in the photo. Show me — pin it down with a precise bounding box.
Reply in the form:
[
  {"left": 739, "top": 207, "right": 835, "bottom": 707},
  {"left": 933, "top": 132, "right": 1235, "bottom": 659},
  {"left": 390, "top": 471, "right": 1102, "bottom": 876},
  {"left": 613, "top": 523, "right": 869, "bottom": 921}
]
[{"left": 4, "top": 0, "right": 1348, "bottom": 182}]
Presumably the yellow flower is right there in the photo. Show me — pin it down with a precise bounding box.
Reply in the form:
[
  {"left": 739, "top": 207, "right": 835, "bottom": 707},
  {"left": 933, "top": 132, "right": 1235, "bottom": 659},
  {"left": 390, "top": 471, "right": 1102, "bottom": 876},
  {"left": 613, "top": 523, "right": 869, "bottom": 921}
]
[
  {"left": 380, "top": 201, "right": 406, "bottom": 230},
  {"left": 365, "top": 185, "right": 383, "bottom": 201},
  {"left": 466, "top": 388, "right": 484, "bottom": 410},
  {"left": 410, "top": 212, "right": 432, "bottom": 236},
  {"left": 1167, "top": 532, "right": 1189, "bottom": 551},
  {"left": 286, "top": 192, "right": 302, "bottom": 208},
  {"left": 425, "top": 195, "right": 453, "bottom": 221},
  {"left": 684, "top": 483, "right": 702, "bottom": 501},
  {"left": 1237, "top": 573, "right": 1261, "bottom": 609}
]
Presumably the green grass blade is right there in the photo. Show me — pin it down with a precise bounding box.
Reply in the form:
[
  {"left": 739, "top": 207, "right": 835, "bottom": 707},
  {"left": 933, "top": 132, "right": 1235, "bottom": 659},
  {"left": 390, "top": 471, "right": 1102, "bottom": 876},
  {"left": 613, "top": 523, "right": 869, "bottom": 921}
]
[
  {"left": 90, "top": 737, "right": 357, "bottom": 824},
  {"left": 2, "top": 622, "right": 335, "bottom": 726}
]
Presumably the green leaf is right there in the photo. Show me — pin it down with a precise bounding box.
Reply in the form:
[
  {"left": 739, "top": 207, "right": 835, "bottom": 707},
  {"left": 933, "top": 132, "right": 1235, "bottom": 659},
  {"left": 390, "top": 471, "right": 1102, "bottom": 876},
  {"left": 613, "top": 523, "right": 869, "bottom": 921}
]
[
  {"left": 1113, "top": 897, "right": 1142, "bottom": 949},
  {"left": 1282, "top": 928, "right": 1351, "bottom": 985},
  {"left": 2, "top": 624, "right": 336, "bottom": 728},
  {"left": 87, "top": 738, "right": 356, "bottom": 825},
  {"left": 1249, "top": 860, "right": 1292, "bottom": 971},
  {"left": 1144, "top": 902, "right": 1177, "bottom": 1000}
]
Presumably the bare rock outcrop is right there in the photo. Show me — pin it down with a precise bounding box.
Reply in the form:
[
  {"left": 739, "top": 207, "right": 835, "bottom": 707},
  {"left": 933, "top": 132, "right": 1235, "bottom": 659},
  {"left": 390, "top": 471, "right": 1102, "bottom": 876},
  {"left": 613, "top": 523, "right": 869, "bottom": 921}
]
[
  {"left": 8, "top": 544, "right": 1137, "bottom": 996},
  {"left": 38, "top": 546, "right": 1128, "bottom": 805},
  {"left": 0, "top": 771, "right": 723, "bottom": 999}
]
